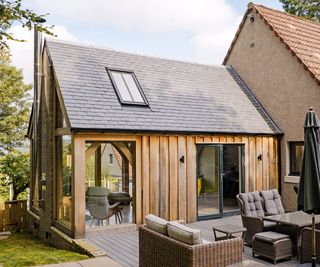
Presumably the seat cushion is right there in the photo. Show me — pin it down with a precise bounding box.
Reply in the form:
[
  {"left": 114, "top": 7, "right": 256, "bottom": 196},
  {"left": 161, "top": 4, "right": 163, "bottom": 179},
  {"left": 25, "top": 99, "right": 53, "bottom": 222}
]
[
  {"left": 238, "top": 192, "right": 265, "bottom": 217},
  {"left": 254, "top": 231, "right": 290, "bottom": 243},
  {"left": 167, "top": 221, "right": 202, "bottom": 245},
  {"left": 109, "top": 192, "right": 130, "bottom": 197},
  {"left": 108, "top": 192, "right": 132, "bottom": 204},
  {"left": 260, "top": 189, "right": 285, "bottom": 215},
  {"left": 145, "top": 214, "right": 168, "bottom": 235},
  {"left": 263, "top": 221, "right": 277, "bottom": 230}
]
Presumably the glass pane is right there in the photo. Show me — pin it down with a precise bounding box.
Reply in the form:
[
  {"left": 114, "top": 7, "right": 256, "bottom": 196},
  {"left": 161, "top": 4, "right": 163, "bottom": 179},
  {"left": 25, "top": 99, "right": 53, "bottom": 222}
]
[
  {"left": 223, "top": 145, "right": 241, "bottom": 212},
  {"left": 197, "top": 146, "right": 220, "bottom": 217},
  {"left": 122, "top": 73, "right": 144, "bottom": 103},
  {"left": 291, "top": 143, "right": 304, "bottom": 175},
  {"left": 57, "top": 135, "right": 72, "bottom": 225},
  {"left": 110, "top": 71, "right": 132, "bottom": 102}
]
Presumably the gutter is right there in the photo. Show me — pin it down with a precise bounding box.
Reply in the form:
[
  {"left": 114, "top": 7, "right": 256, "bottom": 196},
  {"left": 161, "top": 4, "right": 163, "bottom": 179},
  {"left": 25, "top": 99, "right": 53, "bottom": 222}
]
[{"left": 70, "top": 127, "right": 283, "bottom": 137}]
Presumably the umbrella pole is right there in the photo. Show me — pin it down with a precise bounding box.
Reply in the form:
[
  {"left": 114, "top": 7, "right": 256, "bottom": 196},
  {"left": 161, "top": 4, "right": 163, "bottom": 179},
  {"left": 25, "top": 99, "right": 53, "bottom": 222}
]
[{"left": 312, "top": 213, "right": 316, "bottom": 267}]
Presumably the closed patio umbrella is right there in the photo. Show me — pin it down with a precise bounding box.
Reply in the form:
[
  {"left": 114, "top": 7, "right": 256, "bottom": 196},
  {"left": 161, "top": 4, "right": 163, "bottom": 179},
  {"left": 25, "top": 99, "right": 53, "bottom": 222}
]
[{"left": 297, "top": 108, "right": 320, "bottom": 213}]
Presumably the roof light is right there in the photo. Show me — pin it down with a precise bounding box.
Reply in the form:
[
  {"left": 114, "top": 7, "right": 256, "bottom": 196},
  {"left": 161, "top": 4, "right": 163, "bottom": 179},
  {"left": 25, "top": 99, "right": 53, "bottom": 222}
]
[{"left": 107, "top": 68, "right": 148, "bottom": 106}]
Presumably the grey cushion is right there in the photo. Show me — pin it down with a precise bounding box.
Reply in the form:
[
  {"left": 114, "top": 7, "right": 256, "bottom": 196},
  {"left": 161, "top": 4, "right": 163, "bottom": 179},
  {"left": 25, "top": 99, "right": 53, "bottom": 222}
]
[
  {"left": 87, "top": 187, "right": 110, "bottom": 197},
  {"left": 254, "top": 231, "right": 290, "bottom": 243},
  {"left": 238, "top": 192, "right": 265, "bottom": 218},
  {"left": 167, "top": 221, "right": 202, "bottom": 245},
  {"left": 260, "top": 189, "right": 285, "bottom": 215},
  {"left": 145, "top": 214, "right": 168, "bottom": 235},
  {"left": 202, "top": 239, "right": 212, "bottom": 245}
]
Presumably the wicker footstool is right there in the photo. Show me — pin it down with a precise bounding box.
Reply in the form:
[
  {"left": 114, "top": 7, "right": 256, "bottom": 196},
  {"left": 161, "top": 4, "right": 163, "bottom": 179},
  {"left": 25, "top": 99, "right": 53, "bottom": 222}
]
[{"left": 252, "top": 231, "right": 292, "bottom": 264}]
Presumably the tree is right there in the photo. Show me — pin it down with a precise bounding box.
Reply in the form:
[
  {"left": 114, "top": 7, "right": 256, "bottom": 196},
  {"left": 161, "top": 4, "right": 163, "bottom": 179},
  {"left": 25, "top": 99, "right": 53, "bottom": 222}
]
[
  {"left": 0, "top": 151, "right": 29, "bottom": 200},
  {"left": 0, "top": 59, "right": 31, "bottom": 154},
  {"left": 279, "top": 0, "right": 320, "bottom": 21},
  {"left": 0, "top": 0, "right": 54, "bottom": 49}
]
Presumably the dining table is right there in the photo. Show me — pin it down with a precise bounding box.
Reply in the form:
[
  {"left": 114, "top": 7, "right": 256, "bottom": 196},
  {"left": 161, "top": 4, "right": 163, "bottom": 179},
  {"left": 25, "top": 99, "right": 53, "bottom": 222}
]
[{"left": 262, "top": 210, "right": 320, "bottom": 259}]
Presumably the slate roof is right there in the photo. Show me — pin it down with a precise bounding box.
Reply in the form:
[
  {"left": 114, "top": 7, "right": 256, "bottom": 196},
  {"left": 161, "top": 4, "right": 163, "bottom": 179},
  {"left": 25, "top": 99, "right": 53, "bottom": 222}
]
[
  {"left": 46, "top": 39, "right": 280, "bottom": 134},
  {"left": 224, "top": 2, "right": 320, "bottom": 84}
]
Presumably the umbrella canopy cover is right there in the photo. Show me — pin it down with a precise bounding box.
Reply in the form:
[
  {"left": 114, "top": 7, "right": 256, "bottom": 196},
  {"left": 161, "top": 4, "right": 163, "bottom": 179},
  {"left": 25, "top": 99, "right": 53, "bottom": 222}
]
[{"left": 298, "top": 108, "right": 320, "bottom": 212}]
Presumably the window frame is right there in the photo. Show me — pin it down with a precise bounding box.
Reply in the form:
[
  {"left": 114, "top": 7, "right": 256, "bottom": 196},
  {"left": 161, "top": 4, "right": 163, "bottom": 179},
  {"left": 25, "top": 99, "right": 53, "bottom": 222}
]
[
  {"left": 106, "top": 67, "right": 149, "bottom": 106},
  {"left": 109, "top": 153, "right": 114, "bottom": 165},
  {"left": 289, "top": 141, "right": 304, "bottom": 176}
]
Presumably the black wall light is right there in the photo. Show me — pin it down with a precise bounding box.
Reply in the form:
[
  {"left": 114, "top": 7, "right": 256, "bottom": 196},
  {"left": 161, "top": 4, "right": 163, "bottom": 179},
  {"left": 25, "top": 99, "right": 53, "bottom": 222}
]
[
  {"left": 180, "top": 156, "right": 185, "bottom": 163},
  {"left": 257, "top": 154, "right": 262, "bottom": 161}
]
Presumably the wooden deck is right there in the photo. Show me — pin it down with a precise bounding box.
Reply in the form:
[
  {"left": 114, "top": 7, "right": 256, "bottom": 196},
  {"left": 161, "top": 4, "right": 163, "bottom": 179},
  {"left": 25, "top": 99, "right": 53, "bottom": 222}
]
[
  {"left": 86, "top": 230, "right": 139, "bottom": 267},
  {"left": 85, "top": 215, "right": 309, "bottom": 267}
]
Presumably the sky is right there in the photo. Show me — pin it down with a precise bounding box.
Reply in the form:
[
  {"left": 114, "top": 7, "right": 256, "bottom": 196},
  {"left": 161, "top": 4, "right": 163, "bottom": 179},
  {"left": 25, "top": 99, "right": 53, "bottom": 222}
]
[{"left": 8, "top": 0, "right": 283, "bottom": 84}]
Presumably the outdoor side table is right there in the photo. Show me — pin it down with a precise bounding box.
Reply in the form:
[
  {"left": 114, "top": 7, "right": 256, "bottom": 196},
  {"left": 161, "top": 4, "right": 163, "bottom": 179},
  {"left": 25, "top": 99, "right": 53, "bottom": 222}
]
[{"left": 212, "top": 224, "right": 247, "bottom": 241}]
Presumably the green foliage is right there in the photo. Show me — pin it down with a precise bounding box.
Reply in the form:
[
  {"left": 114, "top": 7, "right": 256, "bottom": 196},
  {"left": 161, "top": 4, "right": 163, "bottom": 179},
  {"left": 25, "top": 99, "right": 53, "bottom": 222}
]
[
  {"left": 0, "top": 0, "right": 54, "bottom": 49},
  {"left": 0, "top": 151, "right": 29, "bottom": 200},
  {"left": 0, "top": 232, "right": 89, "bottom": 267},
  {"left": 280, "top": 0, "right": 320, "bottom": 21},
  {"left": 0, "top": 59, "right": 31, "bottom": 154},
  {"left": 85, "top": 147, "right": 116, "bottom": 189}
]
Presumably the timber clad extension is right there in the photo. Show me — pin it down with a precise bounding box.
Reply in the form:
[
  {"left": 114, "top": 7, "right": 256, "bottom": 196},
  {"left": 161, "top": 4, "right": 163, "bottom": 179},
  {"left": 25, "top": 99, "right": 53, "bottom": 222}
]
[
  {"left": 138, "top": 134, "right": 279, "bottom": 222},
  {"left": 28, "top": 38, "right": 281, "bottom": 249}
]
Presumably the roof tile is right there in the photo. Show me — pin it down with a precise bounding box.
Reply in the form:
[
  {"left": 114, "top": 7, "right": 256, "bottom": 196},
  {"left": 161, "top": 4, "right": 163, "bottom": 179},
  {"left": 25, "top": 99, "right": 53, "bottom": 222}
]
[{"left": 46, "top": 39, "right": 280, "bottom": 134}]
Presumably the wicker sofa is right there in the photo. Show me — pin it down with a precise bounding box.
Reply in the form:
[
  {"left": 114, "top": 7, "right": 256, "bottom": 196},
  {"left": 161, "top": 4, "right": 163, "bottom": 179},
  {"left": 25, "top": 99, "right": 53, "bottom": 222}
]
[
  {"left": 139, "top": 215, "right": 243, "bottom": 267},
  {"left": 237, "top": 189, "right": 285, "bottom": 246}
]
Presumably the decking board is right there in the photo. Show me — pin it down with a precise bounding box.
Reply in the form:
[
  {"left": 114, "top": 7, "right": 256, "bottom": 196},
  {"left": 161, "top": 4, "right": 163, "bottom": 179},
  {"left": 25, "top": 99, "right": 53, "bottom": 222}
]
[{"left": 87, "top": 231, "right": 139, "bottom": 267}]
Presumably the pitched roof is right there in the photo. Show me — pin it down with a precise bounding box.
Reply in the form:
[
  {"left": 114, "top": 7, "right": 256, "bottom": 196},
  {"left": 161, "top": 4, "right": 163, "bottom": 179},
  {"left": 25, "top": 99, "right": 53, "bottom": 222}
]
[
  {"left": 45, "top": 39, "right": 280, "bottom": 135},
  {"left": 223, "top": 2, "right": 320, "bottom": 84}
]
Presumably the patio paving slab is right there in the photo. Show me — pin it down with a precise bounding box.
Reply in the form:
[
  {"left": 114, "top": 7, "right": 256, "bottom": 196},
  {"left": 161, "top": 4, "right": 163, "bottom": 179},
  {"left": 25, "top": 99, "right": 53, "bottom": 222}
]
[{"left": 34, "top": 256, "right": 122, "bottom": 267}]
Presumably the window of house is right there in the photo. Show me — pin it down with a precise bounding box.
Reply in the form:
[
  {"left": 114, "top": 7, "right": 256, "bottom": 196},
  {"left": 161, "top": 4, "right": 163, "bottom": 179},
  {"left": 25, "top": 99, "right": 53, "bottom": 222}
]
[
  {"left": 107, "top": 69, "right": 148, "bottom": 105},
  {"left": 109, "top": 154, "right": 113, "bottom": 165},
  {"left": 56, "top": 135, "right": 72, "bottom": 226},
  {"left": 289, "top": 142, "right": 304, "bottom": 176}
]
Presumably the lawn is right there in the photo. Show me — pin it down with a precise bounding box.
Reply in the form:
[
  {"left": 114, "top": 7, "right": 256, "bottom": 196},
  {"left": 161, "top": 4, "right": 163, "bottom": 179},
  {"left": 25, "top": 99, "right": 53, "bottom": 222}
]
[{"left": 0, "top": 232, "right": 89, "bottom": 267}]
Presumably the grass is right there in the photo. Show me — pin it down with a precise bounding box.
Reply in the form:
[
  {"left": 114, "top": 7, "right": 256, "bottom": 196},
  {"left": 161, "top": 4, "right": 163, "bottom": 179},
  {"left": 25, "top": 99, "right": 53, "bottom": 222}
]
[{"left": 0, "top": 232, "right": 89, "bottom": 267}]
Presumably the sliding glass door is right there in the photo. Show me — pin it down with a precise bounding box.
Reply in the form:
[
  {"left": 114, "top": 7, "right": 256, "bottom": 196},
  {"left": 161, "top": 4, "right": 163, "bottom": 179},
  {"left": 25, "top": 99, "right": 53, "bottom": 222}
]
[
  {"left": 197, "top": 144, "right": 244, "bottom": 219},
  {"left": 196, "top": 146, "right": 221, "bottom": 217}
]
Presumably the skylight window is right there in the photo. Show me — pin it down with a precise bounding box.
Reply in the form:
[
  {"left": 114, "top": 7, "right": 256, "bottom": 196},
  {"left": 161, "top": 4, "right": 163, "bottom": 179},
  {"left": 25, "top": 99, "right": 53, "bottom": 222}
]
[{"left": 107, "top": 68, "right": 148, "bottom": 105}]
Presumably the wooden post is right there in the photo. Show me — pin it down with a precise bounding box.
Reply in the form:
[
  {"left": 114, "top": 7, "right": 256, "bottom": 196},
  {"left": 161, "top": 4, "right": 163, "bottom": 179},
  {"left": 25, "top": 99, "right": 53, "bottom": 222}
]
[
  {"left": 312, "top": 213, "right": 316, "bottom": 266},
  {"left": 122, "top": 157, "right": 129, "bottom": 193},
  {"left": 186, "top": 136, "right": 196, "bottom": 222},
  {"left": 95, "top": 145, "right": 101, "bottom": 187},
  {"left": 135, "top": 137, "right": 142, "bottom": 224},
  {"left": 72, "top": 136, "right": 86, "bottom": 239}
]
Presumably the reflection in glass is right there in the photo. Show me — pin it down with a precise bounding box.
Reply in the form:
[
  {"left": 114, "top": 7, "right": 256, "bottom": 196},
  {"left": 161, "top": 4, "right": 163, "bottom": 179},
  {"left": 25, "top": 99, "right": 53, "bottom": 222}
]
[
  {"left": 197, "top": 146, "right": 220, "bottom": 217},
  {"left": 57, "top": 135, "right": 72, "bottom": 225}
]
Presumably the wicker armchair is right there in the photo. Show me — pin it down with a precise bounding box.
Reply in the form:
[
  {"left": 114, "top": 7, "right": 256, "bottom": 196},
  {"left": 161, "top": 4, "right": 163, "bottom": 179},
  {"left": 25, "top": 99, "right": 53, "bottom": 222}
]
[
  {"left": 237, "top": 192, "right": 276, "bottom": 246},
  {"left": 300, "top": 227, "right": 320, "bottom": 264},
  {"left": 139, "top": 225, "right": 243, "bottom": 267}
]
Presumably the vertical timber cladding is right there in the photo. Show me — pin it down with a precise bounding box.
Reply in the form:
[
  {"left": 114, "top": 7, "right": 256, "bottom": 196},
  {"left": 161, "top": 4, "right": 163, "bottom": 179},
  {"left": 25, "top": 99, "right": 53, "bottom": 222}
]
[
  {"left": 73, "top": 133, "right": 278, "bottom": 227},
  {"left": 139, "top": 135, "right": 279, "bottom": 223}
]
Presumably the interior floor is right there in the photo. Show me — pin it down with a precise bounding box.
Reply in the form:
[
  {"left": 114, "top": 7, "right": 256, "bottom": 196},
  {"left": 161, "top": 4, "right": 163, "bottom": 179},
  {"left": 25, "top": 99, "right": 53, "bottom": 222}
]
[{"left": 197, "top": 193, "right": 238, "bottom": 217}]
